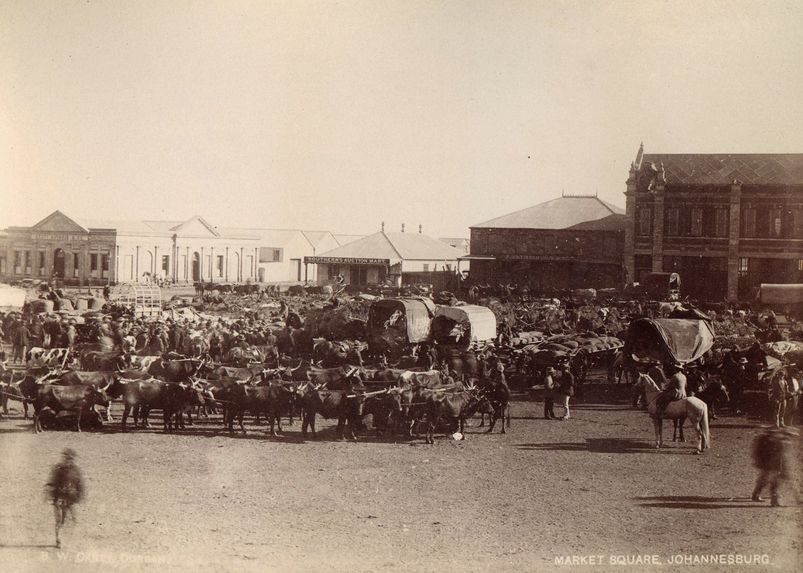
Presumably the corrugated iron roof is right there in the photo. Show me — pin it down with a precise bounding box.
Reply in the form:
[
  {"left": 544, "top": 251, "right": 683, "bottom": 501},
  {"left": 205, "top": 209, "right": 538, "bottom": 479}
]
[
  {"left": 314, "top": 231, "right": 464, "bottom": 262},
  {"left": 333, "top": 234, "right": 365, "bottom": 246},
  {"left": 566, "top": 213, "right": 627, "bottom": 232},
  {"left": 472, "top": 196, "right": 624, "bottom": 229},
  {"left": 639, "top": 153, "right": 803, "bottom": 185}
]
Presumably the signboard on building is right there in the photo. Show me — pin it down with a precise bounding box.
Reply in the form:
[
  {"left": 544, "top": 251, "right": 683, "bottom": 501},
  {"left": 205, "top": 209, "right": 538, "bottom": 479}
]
[{"left": 305, "top": 257, "right": 390, "bottom": 265}]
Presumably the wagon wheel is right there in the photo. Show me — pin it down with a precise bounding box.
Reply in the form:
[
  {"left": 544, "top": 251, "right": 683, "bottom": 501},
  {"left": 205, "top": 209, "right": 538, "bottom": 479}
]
[{"left": 571, "top": 350, "right": 589, "bottom": 385}]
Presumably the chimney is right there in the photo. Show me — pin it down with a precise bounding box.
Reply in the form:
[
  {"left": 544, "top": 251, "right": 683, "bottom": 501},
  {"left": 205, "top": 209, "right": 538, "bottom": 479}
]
[
  {"left": 401, "top": 223, "right": 405, "bottom": 233},
  {"left": 381, "top": 221, "right": 385, "bottom": 232},
  {"left": 418, "top": 224, "right": 422, "bottom": 234}
]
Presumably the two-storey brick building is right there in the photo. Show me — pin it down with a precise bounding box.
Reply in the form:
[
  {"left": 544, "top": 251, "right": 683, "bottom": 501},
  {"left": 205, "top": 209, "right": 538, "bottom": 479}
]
[
  {"left": 468, "top": 195, "right": 626, "bottom": 292},
  {"left": 624, "top": 145, "right": 803, "bottom": 301}
]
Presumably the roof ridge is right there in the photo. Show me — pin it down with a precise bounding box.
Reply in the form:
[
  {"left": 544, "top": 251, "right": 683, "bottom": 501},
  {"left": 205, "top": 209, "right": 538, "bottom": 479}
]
[{"left": 381, "top": 230, "right": 404, "bottom": 260}]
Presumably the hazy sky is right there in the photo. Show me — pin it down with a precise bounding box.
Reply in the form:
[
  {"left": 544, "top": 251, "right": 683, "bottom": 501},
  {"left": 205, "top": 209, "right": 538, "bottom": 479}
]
[{"left": 2, "top": 1, "right": 802, "bottom": 237}]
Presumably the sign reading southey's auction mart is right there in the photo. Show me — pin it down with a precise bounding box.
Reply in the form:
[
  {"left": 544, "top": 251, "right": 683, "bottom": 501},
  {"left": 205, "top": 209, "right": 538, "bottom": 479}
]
[{"left": 304, "top": 257, "right": 390, "bottom": 265}]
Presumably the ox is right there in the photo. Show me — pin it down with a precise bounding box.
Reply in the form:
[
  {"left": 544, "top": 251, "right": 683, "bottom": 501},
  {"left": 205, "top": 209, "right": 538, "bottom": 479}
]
[
  {"left": 300, "top": 386, "right": 365, "bottom": 440},
  {"left": 32, "top": 384, "right": 109, "bottom": 433},
  {"left": 107, "top": 378, "right": 204, "bottom": 432},
  {"left": 424, "top": 388, "right": 490, "bottom": 444}
]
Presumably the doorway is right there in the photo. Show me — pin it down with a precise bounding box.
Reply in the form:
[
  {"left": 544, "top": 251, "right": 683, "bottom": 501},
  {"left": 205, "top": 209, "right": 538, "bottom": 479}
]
[
  {"left": 192, "top": 252, "right": 201, "bottom": 282},
  {"left": 53, "top": 249, "right": 65, "bottom": 278}
]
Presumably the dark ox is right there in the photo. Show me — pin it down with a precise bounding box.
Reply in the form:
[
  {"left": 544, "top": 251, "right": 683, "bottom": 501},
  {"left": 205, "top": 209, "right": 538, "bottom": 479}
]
[
  {"left": 51, "top": 370, "right": 118, "bottom": 422},
  {"left": 80, "top": 350, "right": 129, "bottom": 371},
  {"left": 300, "top": 386, "right": 365, "bottom": 440},
  {"left": 425, "top": 388, "right": 490, "bottom": 444},
  {"left": 147, "top": 357, "right": 208, "bottom": 383},
  {"left": 107, "top": 378, "right": 205, "bottom": 432},
  {"left": 32, "top": 383, "right": 109, "bottom": 433},
  {"left": 224, "top": 382, "right": 297, "bottom": 436}
]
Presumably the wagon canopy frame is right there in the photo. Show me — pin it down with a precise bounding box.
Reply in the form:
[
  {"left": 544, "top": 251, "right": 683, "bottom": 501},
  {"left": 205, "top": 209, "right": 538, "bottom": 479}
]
[{"left": 108, "top": 283, "right": 162, "bottom": 318}]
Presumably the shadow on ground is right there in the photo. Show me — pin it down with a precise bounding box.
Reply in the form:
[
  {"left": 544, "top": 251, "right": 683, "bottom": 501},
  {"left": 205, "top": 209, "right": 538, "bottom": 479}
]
[{"left": 517, "top": 437, "right": 694, "bottom": 454}]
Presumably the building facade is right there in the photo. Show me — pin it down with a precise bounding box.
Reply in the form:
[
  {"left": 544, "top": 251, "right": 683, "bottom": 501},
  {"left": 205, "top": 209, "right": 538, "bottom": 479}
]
[
  {"left": 468, "top": 195, "right": 626, "bottom": 291},
  {"left": 306, "top": 229, "right": 464, "bottom": 289},
  {"left": 624, "top": 145, "right": 803, "bottom": 301},
  {"left": 0, "top": 211, "right": 356, "bottom": 286}
]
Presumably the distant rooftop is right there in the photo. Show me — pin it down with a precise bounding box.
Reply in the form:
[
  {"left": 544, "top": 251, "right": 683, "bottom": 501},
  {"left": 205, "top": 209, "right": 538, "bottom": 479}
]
[
  {"left": 314, "top": 231, "right": 464, "bottom": 263},
  {"left": 472, "top": 195, "right": 624, "bottom": 230},
  {"left": 635, "top": 145, "right": 803, "bottom": 185}
]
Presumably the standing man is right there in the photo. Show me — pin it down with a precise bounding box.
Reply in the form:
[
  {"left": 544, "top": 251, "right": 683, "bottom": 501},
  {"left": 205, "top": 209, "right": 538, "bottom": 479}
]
[
  {"left": 768, "top": 371, "right": 790, "bottom": 428},
  {"left": 46, "top": 449, "right": 85, "bottom": 548},
  {"left": 751, "top": 427, "right": 796, "bottom": 507},
  {"left": 542, "top": 366, "right": 556, "bottom": 419},
  {"left": 12, "top": 317, "right": 29, "bottom": 364},
  {"left": 555, "top": 362, "right": 575, "bottom": 420}
]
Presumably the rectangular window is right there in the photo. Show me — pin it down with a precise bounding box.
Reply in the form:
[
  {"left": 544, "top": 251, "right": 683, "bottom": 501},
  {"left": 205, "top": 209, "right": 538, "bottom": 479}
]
[
  {"left": 101, "top": 254, "right": 110, "bottom": 278},
  {"left": 14, "top": 250, "right": 22, "bottom": 274},
  {"left": 715, "top": 208, "right": 728, "bottom": 237},
  {"left": 794, "top": 209, "right": 803, "bottom": 237},
  {"left": 162, "top": 255, "right": 170, "bottom": 274},
  {"left": 38, "top": 252, "right": 46, "bottom": 275},
  {"left": 637, "top": 207, "right": 651, "bottom": 236},
  {"left": 90, "top": 253, "right": 98, "bottom": 271},
  {"left": 666, "top": 207, "right": 679, "bottom": 236},
  {"left": 690, "top": 207, "right": 703, "bottom": 237},
  {"left": 73, "top": 253, "right": 80, "bottom": 277},
  {"left": 273, "top": 249, "right": 281, "bottom": 262},
  {"left": 216, "top": 255, "right": 224, "bottom": 277},
  {"left": 769, "top": 208, "right": 782, "bottom": 237},
  {"left": 738, "top": 257, "right": 749, "bottom": 275},
  {"left": 798, "top": 260, "right": 803, "bottom": 272},
  {"left": 422, "top": 264, "right": 429, "bottom": 272},
  {"left": 24, "top": 250, "right": 31, "bottom": 274},
  {"left": 742, "top": 208, "right": 756, "bottom": 237}
]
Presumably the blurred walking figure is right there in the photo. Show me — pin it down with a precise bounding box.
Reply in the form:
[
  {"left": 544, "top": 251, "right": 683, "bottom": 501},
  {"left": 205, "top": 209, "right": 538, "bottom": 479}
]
[
  {"left": 751, "top": 427, "right": 796, "bottom": 507},
  {"left": 46, "top": 449, "right": 84, "bottom": 548}
]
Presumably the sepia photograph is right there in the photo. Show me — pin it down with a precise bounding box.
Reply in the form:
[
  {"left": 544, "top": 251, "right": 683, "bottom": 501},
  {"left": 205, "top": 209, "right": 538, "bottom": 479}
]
[{"left": 0, "top": 1, "right": 801, "bottom": 571}]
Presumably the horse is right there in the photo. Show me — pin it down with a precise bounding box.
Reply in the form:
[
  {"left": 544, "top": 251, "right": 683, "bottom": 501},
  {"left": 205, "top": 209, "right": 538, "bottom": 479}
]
[
  {"left": 672, "top": 380, "right": 729, "bottom": 442},
  {"left": 632, "top": 374, "right": 710, "bottom": 454}
]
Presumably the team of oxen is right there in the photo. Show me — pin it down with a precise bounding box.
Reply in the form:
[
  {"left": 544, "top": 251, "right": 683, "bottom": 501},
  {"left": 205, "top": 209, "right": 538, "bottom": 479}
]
[{"left": 0, "top": 345, "right": 510, "bottom": 443}]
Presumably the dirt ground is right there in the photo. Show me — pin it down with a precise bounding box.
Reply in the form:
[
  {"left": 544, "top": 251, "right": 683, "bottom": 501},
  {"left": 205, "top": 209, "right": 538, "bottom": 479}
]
[{"left": 0, "top": 376, "right": 800, "bottom": 573}]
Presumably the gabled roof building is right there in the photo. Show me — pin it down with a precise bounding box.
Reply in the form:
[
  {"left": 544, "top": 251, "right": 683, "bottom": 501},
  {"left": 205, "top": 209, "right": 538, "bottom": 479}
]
[
  {"left": 467, "top": 195, "right": 626, "bottom": 292},
  {"left": 305, "top": 228, "right": 464, "bottom": 288}
]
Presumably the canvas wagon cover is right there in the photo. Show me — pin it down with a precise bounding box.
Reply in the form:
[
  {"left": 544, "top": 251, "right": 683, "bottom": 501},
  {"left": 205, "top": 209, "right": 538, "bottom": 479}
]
[
  {"left": 367, "top": 298, "right": 434, "bottom": 345},
  {"left": 0, "top": 285, "right": 26, "bottom": 309},
  {"left": 758, "top": 284, "right": 803, "bottom": 305},
  {"left": 431, "top": 305, "right": 497, "bottom": 347},
  {"left": 625, "top": 318, "right": 715, "bottom": 365}
]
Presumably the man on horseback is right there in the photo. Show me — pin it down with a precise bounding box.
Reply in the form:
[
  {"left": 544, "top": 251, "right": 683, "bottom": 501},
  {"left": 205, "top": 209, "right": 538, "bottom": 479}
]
[{"left": 654, "top": 363, "right": 687, "bottom": 419}]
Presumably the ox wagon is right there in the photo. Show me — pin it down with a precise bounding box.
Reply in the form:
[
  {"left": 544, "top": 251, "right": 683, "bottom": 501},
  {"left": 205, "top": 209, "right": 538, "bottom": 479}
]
[
  {"left": 366, "top": 297, "right": 436, "bottom": 357},
  {"left": 430, "top": 305, "right": 497, "bottom": 352}
]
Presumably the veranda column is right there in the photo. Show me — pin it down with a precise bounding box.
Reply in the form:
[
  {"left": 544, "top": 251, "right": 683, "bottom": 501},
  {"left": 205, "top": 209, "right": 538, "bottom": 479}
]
[{"left": 727, "top": 180, "right": 742, "bottom": 301}]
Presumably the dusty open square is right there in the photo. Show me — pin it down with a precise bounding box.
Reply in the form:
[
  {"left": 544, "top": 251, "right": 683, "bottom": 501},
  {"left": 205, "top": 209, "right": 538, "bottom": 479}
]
[{"left": 0, "top": 382, "right": 799, "bottom": 573}]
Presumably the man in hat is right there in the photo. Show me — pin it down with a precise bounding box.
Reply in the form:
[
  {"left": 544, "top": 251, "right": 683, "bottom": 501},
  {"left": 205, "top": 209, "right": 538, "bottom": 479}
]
[
  {"left": 46, "top": 448, "right": 85, "bottom": 548},
  {"left": 543, "top": 366, "right": 557, "bottom": 419},
  {"left": 768, "top": 371, "right": 791, "bottom": 428},
  {"left": 751, "top": 426, "right": 797, "bottom": 507},
  {"left": 654, "top": 363, "right": 687, "bottom": 419}
]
